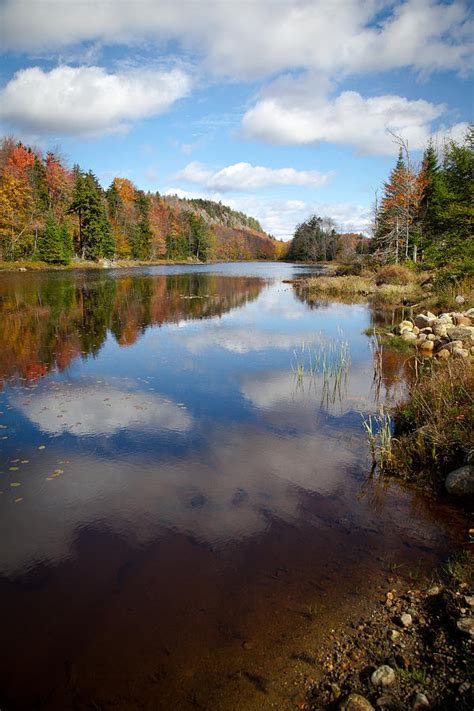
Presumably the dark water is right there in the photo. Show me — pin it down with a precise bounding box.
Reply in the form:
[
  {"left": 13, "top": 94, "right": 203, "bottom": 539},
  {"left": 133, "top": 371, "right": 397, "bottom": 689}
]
[{"left": 0, "top": 263, "right": 465, "bottom": 710}]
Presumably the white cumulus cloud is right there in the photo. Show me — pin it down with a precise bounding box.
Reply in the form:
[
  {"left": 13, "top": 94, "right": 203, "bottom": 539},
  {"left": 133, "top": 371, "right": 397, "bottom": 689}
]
[
  {"left": 242, "top": 77, "right": 468, "bottom": 155},
  {"left": 0, "top": 1, "right": 471, "bottom": 78},
  {"left": 0, "top": 64, "right": 191, "bottom": 137},
  {"left": 174, "top": 161, "right": 333, "bottom": 191}
]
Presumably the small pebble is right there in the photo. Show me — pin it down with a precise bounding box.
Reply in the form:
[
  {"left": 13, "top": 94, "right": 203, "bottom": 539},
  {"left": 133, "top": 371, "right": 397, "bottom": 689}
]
[
  {"left": 400, "top": 613, "right": 412, "bottom": 628},
  {"left": 456, "top": 618, "right": 474, "bottom": 638},
  {"left": 371, "top": 665, "right": 396, "bottom": 688},
  {"left": 412, "top": 692, "right": 430, "bottom": 709}
]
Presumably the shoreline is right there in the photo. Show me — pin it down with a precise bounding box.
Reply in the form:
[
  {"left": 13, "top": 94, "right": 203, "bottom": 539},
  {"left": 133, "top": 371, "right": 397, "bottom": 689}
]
[{"left": 0, "top": 257, "right": 295, "bottom": 273}]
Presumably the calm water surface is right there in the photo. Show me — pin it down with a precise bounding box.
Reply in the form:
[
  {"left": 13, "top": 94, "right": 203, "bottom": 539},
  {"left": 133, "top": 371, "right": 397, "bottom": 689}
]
[{"left": 0, "top": 263, "right": 464, "bottom": 710}]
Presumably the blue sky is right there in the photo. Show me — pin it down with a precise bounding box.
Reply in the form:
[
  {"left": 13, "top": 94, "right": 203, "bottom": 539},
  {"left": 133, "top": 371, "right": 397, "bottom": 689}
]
[{"left": 0, "top": 1, "right": 472, "bottom": 238}]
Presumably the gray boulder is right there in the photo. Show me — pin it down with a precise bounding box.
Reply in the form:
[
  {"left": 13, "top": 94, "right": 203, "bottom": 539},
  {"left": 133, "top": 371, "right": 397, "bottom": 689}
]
[
  {"left": 446, "top": 326, "right": 474, "bottom": 342},
  {"left": 414, "top": 314, "right": 433, "bottom": 329},
  {"left": 445, "top": 465, "right": 474, "bottom": 496}
]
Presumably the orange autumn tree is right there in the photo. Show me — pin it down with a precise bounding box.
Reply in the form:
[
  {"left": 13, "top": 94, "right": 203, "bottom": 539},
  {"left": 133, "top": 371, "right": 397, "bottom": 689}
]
[
  {"left": 0, "top": 143, "right": 36, "bottom": 259},
  {"left": 375, "top": 147, "right": 428, "bottom": 263},
  {"left": 106, "top": 177, "right": 140, "bottom": 257}
]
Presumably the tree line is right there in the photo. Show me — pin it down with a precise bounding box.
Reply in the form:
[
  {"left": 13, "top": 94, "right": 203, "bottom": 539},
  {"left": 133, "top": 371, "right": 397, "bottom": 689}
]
[
  {"left": 286, "top": 215, "right": 369, "bottom": 262},
  {"left": 286, "top": 127, "right": 472, "bottom": 274},
  {"left": 0, "top": 137, "right": 275, "bottom": 264},
  {"left": 373, "top": 127, "right": 473, "bottom": 276}
]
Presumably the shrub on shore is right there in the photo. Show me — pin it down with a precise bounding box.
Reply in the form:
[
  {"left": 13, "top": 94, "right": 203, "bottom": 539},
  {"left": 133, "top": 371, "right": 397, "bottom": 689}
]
[
  {"left": 393, "top": 359, "right": 473, "bottom": 487},
  {"left": 375, "top": 264, "right": 414, "bottom": 286}
]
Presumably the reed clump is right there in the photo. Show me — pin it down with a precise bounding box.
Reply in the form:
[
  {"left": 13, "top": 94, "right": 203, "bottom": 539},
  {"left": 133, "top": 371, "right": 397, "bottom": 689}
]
[
  {"left": 361, "top": 407, "right": 395, "bottom": 472},
  {"left": 291, "top": 333, "right": 351, "bottom": 404}
]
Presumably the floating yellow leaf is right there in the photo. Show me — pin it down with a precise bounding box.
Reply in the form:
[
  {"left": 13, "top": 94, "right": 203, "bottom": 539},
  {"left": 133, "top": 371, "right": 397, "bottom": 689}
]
[
  {"left": 46, "top": 477, "right": 54, "bottom": 481},
  {"left": 54, "top": 469, "right": 64, "bottom": 475},
  {"left": 20, "top": 460, "right": 29, "bottom": 464},
  {"left": 38, "top": 445, "right": 46, "bottom": 450},
  {"left": 9, "top": 466, "right": 19, "bottom": 471},
  {"left": 10, "top": 482, "right": 21, "bottom": 487},
  {"left": 14, "top": 497, "right": 23, "bottom": 503}
]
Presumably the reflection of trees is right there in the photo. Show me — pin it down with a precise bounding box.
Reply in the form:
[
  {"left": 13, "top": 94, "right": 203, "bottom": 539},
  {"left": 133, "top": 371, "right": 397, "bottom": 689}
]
[{"left": 0, "top": 273, "right": 263, "bottom": 385}]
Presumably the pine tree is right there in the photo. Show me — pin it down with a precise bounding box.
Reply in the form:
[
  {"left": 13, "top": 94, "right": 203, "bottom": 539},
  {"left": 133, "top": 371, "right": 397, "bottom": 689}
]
[
  {"left": 69, "top": 170, "right": 115, "bottom": 259},
  {"left": 418, "top": 141, "right": 444, "bottom": 255},
  {"left": 131, "top": 191, "right": 152, "bottom": 260},
  {"left": 60, "top": 223, "right": 73, "bottom": 264},
  {"left": 38, "top": 212, "right": 65, "bottom": 263},
  {"left": 430, "top": 127, "right": 474, "bottom": 273},
  {"left": 30, "top": 156, "right": 50, "bottom": 213}
]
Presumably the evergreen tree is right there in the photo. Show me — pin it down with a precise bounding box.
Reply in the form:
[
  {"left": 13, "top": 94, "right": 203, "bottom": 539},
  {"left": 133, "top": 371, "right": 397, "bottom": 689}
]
[
  {"left": 419, "top": 141, "right": 444, "bottom": 254},
  {"left": 69, "top": 170, "right": 116, "bottom": 259},
  {"left": 106, "top": 181, "right": 122, "bottom": 219},
  {"left": 287, "top": 215, "right": 337, "bottom": 261},
  {"left": 60, "top": 222, "right": 73, "bottom": 263},
  {"left": 30, "top": 156, "right": 50, "bottom": 212},
  {"left": 38, "top": 212, "right": 65, "bottom": 263},
  {"left": 131, "top": 191, "right": 152, "bottom": 260},
  {"left": 428, "top": 127, "right": 474, "bottom": 273},
  {"left": 184, "top": 210, "right": 211, "bottom": 261}
]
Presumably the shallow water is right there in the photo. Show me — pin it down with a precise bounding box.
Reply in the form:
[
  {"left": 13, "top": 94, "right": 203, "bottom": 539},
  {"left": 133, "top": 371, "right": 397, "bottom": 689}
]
[{"left": 0, "top": 263, "right": 465, "bottom": 710}]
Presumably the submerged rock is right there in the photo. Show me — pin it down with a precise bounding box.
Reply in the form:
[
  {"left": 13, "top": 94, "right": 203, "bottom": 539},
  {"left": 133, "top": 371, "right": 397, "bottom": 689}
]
[
  {"left": 340, "top": 693, "right": 375, "bottom": 710},
  {"left": 445, "top": 465, "right": 474, "bottom": 496}
]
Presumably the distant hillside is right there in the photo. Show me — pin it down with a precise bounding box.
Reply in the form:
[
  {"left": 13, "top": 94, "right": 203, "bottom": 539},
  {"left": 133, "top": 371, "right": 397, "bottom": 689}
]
[{"left": 0, "top": 137, "right": 279, "bottom": 263}]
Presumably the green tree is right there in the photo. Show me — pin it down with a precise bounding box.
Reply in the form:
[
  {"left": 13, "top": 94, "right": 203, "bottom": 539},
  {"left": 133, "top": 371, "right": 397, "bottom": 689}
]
[
  {"left": 60, "top": 222, "right": 73, "bottom": 263},
  {"left": 287, "top": 215, "right": 337, "bottom": 261},
  {"left": 429, "top": 127, "right": 474, "bottom": 273},
  {"left": 418, "top": 141, "right": 444, "bottom": 255},
  {"left": 38, "top": 212, "right": 66, "bottom": 263},
  {"left": 69, "top": 170, "right": 115, "bottom": 260},
  {"left": 131, "top": 191, "right": 152, "bottom": 260},
  {"left": 184, "top": 210, "right": 211, "bottom": 261}
]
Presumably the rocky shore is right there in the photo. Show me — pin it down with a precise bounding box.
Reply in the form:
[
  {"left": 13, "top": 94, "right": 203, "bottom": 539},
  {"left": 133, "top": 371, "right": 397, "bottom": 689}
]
[
  {"left": 304, "top": 561, "right": 473, "bottom": 710},
  {"left": 396, "top": 307, "right": 474, "bottom": 360}
]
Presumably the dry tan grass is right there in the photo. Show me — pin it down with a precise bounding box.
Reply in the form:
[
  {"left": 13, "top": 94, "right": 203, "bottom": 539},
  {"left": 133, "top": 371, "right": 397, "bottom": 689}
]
[
  {"left": 302, "top": 272, "right": 424, "bottom": 304},
  {"left": 303, "top": 275, "right": 375, "bottom": 295}
]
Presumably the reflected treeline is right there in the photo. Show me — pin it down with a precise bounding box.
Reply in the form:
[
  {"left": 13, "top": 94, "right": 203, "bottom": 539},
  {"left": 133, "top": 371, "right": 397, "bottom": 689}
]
[{"left": 0, "top": 272, "right": 263, "bottom": 385}]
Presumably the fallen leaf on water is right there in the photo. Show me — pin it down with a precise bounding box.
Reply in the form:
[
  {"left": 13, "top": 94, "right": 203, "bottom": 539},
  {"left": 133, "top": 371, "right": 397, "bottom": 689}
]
[
  {"left": 14, "top": 497, "right": 23, "bottom": 503},
  {"left": 9, "top": 466, "right": 19, "bottom": 471},
  {"left": 10, "top": 482, "right": 21, "bottom": 487},
  {"left": 54, "top": 469, "right": 64, "bottom": 475},
  {"left": 38, "top": 445, "right": 46, "bottom": 450},
  {"left": 21, "top": 460, "right": 29, "bottom": 464}
]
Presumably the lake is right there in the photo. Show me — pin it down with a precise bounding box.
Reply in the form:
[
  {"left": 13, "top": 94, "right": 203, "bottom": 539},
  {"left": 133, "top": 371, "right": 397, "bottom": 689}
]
[{"left": 0, "top": 263, "right": 464, "bottom": 710}]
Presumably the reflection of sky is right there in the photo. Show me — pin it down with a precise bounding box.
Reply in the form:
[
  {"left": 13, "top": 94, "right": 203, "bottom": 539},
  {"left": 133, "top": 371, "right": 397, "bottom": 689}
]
[
  {"left": 0, "top": 266, "right": 416, "bottom": 577},
  {"left": 13, "top": 384, "right": 192, "bottom": 436}
]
